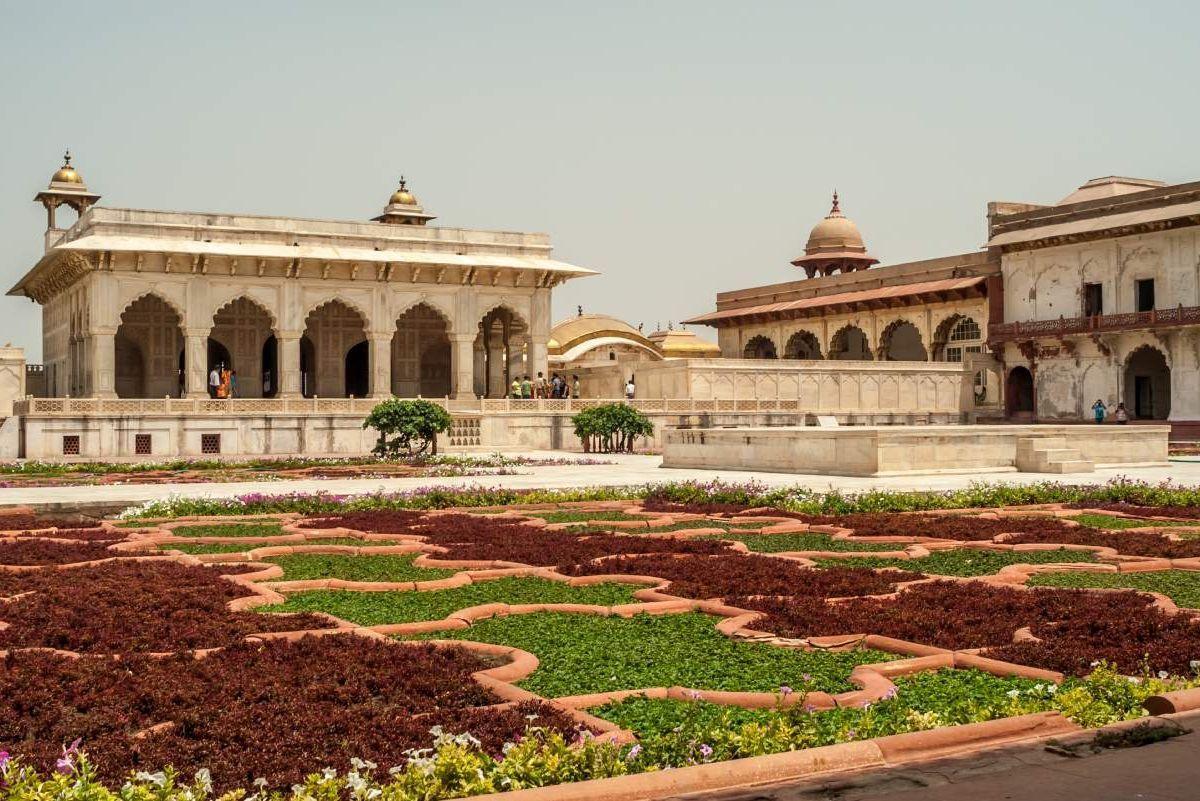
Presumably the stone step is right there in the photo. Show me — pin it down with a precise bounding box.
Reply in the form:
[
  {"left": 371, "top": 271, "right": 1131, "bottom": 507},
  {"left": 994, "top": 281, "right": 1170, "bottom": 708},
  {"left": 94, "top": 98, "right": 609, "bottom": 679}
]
[{"left": 1037, "top": 459, "right": 1095, "bottom": 474}]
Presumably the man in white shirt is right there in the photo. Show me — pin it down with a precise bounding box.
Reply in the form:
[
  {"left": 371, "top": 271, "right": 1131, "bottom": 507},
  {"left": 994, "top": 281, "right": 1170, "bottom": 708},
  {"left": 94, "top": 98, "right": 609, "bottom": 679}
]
[{"left": 208, "top": 365, "right": 221, "bottom": 399}]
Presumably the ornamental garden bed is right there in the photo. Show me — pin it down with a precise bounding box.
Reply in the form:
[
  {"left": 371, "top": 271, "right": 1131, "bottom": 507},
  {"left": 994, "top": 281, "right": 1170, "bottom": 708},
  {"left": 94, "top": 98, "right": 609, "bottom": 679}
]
[{"left": 9, "top": 485, "right": 1200, "bottom": 801}]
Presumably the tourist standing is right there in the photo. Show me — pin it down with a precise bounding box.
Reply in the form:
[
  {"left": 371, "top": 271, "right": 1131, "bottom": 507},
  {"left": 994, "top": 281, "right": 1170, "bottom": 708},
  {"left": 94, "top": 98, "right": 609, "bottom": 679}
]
[
  {"left": 208, "top": 365, "right": 221, "bottom": 399},
  {"left": 535, "top": 372, "right": 547, "bottom": 399},
  {"left": 510, "top": 376, "right": 521, "bottom": 398},
  {"left": 1115, "top": 402, "right": 1129, "bottom": 424},
  {"left": 229, "top": 370, "right": 238, "bottom": 399},
  {"left": 572, "top": 375, "right": 581, "bottom": 399},
  {"left": 624, "top": 376, "right": 636, "bottom": 400},
  {"left": 520, "top": 375, "right": 532, "bottom": 399},
  {"left": 1091, "top": 399, "right": 1107, "bottom": 424}
]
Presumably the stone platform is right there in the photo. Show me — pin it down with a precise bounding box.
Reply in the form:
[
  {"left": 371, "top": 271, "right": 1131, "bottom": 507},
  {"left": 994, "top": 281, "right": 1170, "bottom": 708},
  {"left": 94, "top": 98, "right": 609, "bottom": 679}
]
[{"left": 661, "top": 424, "right": 1170, "bottom": 477}]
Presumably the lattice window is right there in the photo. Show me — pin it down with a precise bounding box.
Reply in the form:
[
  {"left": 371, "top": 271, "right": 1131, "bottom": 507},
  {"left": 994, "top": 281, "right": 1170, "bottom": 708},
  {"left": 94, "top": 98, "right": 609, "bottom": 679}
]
[
  {"left": 61, "top": 435, "right": 80, "bottom": 456},
  {"left": 201, "top": 434, "right": 221, "bottom": 454},
  {"left": 134, "top": 434, "right": 152, "bottom": 455},
  {"left": 949, "top": 318, "right": 981, "bottom": 342}
]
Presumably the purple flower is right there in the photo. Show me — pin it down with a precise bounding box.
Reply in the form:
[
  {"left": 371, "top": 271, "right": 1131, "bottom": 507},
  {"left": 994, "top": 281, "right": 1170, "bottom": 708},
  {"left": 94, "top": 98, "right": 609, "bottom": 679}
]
[
  {"left": 686, "top": 689, "right": 703, "bottom": 701},
  {"left": 0, "top": 751, "right": 10, "bottom": 771},
  {"left": 55, "top": 739, "right": 81, "bottom": 774},
  {"left": 779, "top": 685, "right": 793, "bottom": 696},
  {"left": 801, "top": 673, "right": 813, "bottom": 683},
  {"left": 698, "top": 744, "right": 714, "bottom": 759},
  {"left": 626, "top": 744, "right": 642, "bottom": 761},
  {"left": 882, "top": 686, "right": 898, "bottom": 700}
]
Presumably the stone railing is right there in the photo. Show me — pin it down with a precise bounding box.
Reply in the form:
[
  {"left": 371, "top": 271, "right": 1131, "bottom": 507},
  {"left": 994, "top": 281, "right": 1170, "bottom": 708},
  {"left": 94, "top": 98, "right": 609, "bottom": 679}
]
[
  {"left": 12, "top": 397, "right": 382, "bottom": 416},
  {"left": 9, "top": 395, "right": 820, "bottom": 419},
  {"left": 989, "top": 305, "right": 1200, "bottom": 342},
  {"left": 12, "top": 396, "right": 812, "bottom": 417}
]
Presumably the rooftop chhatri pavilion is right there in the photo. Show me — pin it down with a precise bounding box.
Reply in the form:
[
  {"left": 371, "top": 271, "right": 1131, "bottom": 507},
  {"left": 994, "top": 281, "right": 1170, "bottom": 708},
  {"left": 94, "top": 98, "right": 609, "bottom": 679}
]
[{"left": 790, "top": 191, "right": 880, "bottom": 278}]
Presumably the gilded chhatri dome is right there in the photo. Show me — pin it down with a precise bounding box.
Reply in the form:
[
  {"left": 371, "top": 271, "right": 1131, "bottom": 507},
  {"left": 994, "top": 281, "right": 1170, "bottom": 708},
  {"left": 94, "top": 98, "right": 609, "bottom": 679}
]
[
  {"left": 791, "top": 191, "right": 879, "bottom": 278},
  {"left": 50, "top": 150, "right": 83, "bottom": 185},
  {"left": 389, "top": 176, "right": 418, "bottom": 206}
]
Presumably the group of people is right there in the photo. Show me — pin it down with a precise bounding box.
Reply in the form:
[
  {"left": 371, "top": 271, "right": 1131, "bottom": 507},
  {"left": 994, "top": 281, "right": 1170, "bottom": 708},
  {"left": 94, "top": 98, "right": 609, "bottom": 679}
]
[
  {"left": 1091, "top": 399, "right": 1128, "bottom": 424},
  {"left": 208, "top": 364, "right": 238, "bottom": 399},
  {"left": 510, "top": 372, "right": 581, "bottom": 399}
]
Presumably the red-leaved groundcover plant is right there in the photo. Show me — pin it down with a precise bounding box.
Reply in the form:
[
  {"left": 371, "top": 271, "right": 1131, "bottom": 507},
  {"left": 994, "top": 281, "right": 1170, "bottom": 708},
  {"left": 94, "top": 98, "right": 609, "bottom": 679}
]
[
  {"left": 1003, "top": 527, "right": 1200, "bottom": 558},
  {"left": 733, "top": 580, "right": 1200, "bottom": 676},
  {"left": 800, "top": 513, "right": 1091, "bottom": 541},
  {"left": 332, "top": 512, "right": 737, "bottom": 566},
  {"left": 561, "top": 552, "right": 924, "bottom": 598},
  {"left": 297, "top": 509, "right": 429, "bottom": 533},
  {"left": 0, "top": 635, "right": 581, "bottom": 791},
  {"left": 0, "top": 561, "right": 332, "bottom": 653},
  {"left": 0, "top": 539, "right": 117, "bottom": 565}
]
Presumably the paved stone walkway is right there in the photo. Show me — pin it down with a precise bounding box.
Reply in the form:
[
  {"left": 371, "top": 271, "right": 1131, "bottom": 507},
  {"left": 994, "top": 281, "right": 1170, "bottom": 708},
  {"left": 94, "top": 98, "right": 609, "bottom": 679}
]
[
  {"left": 681, "top": 713, "right": 1200, "bottom": 801},
  {"left": 3, "top": 452, "right": 1200, "bottom": 508}
]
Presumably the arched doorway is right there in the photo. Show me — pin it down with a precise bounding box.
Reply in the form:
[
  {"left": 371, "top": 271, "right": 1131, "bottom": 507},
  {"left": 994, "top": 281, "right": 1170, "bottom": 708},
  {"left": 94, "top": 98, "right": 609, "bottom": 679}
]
[
  {"left": 879, "top": 320, "right": 928, "bottom": 361},
  {"left": 393, "top": 303, "right": 452, "bottom": 397},
  {"left": 207, "top": 339, "right": 232, "bottom": 396},
  {"left": 345, "top": 341, "right": 370, "bottom": 397},
  {"left": 1124, "top": 346, "right": 1170, "bottom": 419},
  {"left": 261, "top": 335, "right": 278, "bottom": 398},
  {"left": 114, "top": 294, "right": 184, "bottom": 398},
  {"left": 1006, "top": 366, "right": 1035, "bottom": 418},
  {"left": 829, "top": 326, "right": 873, "bottom": 360},
  {"left": 742, "top": 335, "right": 778, "bottom": 359},
  {"left": 209, "top": 297, "right": 275, "bottom": 398},
  {"left": 299, "top": 335, "right": 315, "bottom": 397},
  {"left": 933, "top": 315, "right": 984, "bottom": 362},
  {"left": 302, "top": 300, "right": 368, "bottom": 398},
  {"left": 475, "top": 306, "right": 529, "bottom": 398},
  {"left": 784, "top": 330, "right": 822, "bottom": 359}
]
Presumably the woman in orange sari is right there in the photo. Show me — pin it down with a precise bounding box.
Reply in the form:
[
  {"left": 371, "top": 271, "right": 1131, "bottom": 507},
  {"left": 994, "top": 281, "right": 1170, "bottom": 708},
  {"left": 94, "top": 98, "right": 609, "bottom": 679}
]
[{"left": 217, "top": 365, "right": 231, "bottom": 399}]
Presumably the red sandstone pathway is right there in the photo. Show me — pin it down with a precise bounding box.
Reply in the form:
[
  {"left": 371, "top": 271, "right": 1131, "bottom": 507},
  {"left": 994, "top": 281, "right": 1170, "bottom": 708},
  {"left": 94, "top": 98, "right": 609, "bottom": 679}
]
[{"left": 681, "top": 712, "right": 1200, "bottom": 801}]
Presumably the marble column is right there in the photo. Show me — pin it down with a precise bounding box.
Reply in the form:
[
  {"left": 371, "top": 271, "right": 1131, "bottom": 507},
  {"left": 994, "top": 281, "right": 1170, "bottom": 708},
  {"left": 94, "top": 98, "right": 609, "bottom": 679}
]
[
  {"left": 278, "top": 331, "right": 302, "bottom": 399},
  {"left": 369, "top": 332, "right": 392, "bottom": 398},
  {"left": 89, "top": 328, "right": 117, "bottom": 398},
  {"left": 184, "top": 330, "right": 207, "bottom": 399},
  {"left": 450, "top": 334, "right": 476, "bottom": 401}
]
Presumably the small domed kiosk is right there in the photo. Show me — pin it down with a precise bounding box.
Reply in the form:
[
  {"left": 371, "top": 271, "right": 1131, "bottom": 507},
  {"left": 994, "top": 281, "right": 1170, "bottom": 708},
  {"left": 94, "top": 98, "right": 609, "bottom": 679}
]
[{"left": 790, "top": 191, "right": 878, "bottom": 278}]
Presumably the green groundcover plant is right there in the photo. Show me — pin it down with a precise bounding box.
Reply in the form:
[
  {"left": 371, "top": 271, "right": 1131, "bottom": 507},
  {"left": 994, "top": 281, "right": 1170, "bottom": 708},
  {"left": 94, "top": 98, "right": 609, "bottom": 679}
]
[
  {"left": 711, "top": 532, "right": 900, "bottom": 553},
  {"left": 265, "top": 578, "right": 641, "bottom": 625},
  {"left": 170, "top": 522, "right": 286, "bottom": 538},
  {"left": 814, "top": 547, "right": 1098, "bottom": 577},
  {"left": 414, "top": 611, "right": 894, "bottom": 697},
  {"left": 1072, "top": 513, "right": 1199, "bottom": 530},
  {"left": 262, "top": 553, "right": 456, "bottom": 583},
  {"left": 6, "top": 664, "right": 1197, "bottom": 801}
]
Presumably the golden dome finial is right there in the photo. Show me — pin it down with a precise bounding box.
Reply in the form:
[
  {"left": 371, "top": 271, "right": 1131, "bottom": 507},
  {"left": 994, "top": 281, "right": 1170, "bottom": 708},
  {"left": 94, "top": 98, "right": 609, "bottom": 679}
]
[
  {"left": 829, "top": 189, "right": 841, "bottom": 216},
  {"left": 50, "top": 149, "right": 83, "bottom": 185},
  {"left": 389, "top": 174, "right": 418, "bottom": 206}
]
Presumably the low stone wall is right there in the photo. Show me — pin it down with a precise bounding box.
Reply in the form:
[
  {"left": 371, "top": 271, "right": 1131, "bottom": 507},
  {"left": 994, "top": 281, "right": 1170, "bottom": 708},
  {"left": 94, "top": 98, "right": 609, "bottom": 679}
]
[
  {"left": 662, "top": 424, "right": 1170, "bottom": 477},
  {"left": 14, "top": 407, "right": 964, "bottom": 459}
]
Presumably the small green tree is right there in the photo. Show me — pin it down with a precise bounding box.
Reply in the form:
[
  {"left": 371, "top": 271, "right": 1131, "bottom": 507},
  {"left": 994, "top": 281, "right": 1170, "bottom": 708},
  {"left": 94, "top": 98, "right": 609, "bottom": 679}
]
[
  {"left": 571, "top": 403, "right": 654, "bottom": 453},
  {"left": 362, "top": 398, "right": 453, "bottom": 458}
]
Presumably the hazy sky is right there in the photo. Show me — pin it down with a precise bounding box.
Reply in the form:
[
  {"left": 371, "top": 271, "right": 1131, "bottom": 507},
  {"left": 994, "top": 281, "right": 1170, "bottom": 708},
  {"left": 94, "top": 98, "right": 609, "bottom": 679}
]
[{"left": 1, "top": 1, "right": 1196, "bottom": 361}]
